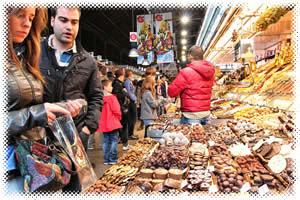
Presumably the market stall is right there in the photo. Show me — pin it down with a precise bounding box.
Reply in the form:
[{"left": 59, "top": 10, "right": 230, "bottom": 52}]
[{"left": 83, "top": 4, "right": 295, "bottom": 196}]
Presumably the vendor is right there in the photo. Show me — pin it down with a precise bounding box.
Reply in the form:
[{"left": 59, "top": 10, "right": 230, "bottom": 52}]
[{"left": 167, "top": 45, "right": 215, "bottom": 125}]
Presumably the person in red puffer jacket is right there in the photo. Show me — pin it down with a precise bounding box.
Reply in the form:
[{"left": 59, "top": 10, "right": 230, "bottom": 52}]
[
  {"left": 168, "top": 45, "right": 215, "bottom": 125},
  {"left": 97, "top": 80, "right": 122, "bottom": 165}
]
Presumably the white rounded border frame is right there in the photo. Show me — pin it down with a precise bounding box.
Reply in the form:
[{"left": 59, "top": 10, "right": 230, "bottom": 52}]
[{"left": 0, "top": 0, "right": 299, "bottom": 200}]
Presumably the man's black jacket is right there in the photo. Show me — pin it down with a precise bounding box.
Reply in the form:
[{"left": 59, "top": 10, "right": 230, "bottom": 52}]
[{"left": 39, "top": 38, "right": 103, "bottom": 133}]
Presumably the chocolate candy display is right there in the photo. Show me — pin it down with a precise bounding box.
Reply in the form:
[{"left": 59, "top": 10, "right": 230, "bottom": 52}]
[
  {"left": 210, "top": 155, "right": 235, "bottom": 171},
  {"left": 167, "top": 124, "right": 192, "bottom": 136},
  {"left": 190, "top": 152, "right": 209, "bottom": 169},
  {"left": 216, "top": 171, "right": 247, "bottom": 193},
  {"left": 95, "top": 100, "right": 294, "bottom": 195},
  {"left": 187, "top": 168, "right": 213, "bottom": 191},
  {"left": 209, "top": 142, "right": 232, "bottom": 157},
  {"left": 236, "top": 155, "right": 269, "bottom": 174},
  {"left": 190, "top": 124, "right": 207, "bottom": 143},
  {"left": 86, "top": 180, "right": 123, "bottom": 194},
  {"left": 144, "top": 146, "right": 188, "bottom": 170}
]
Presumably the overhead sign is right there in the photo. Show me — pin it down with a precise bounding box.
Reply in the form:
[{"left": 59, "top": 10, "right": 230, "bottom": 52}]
[
  {"left": 155, "top": 12, "right": 175, "bottom": 64},
  {"left": 130, "top": 32, "right": 137, "bottom": 42},
  {"left": 136, "top": 14, "right": 154, "bottom": 64}
]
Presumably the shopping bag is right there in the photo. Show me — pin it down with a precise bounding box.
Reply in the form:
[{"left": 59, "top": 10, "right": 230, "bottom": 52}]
[
  {"left": 15, "top": 139, "right": 72, "bottom": 192},
  {"left": 48, "top": 115, "right": 97, "bottom": 191}
]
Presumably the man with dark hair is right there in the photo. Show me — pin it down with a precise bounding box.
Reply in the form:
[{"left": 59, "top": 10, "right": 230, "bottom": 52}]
[
  {"left": 168, "top": 45, "right": 215, "bottom": 125},
  {"left": 40, "top": 7, "right": 103, "bottom": 150},
  {"left": 112, "top": 69, "right": 130, "bottom": 150},
  {"left": 39, "top": 8, "right": 103, "bottom": 192}
]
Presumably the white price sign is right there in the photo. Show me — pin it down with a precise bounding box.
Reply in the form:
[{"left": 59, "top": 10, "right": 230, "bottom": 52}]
[
  {"left": 208, "top": 141, "right": 215, "bottom": 146},
  {"left": 209, "top": 185, "right": 218, "bottom": 193},
  {"left": 207, "top": 166, "right": 215, "bottom": 172},
  {"left": 240, "top": 182, "right": 251, "bottom": 193},
  {"left": 258, "top": 184, "right": 270, "bottom": 195}
]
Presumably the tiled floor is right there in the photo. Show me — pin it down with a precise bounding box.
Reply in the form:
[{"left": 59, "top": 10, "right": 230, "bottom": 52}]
[{"left": 86, "top": 120, "right": 145, "bottom": 178}]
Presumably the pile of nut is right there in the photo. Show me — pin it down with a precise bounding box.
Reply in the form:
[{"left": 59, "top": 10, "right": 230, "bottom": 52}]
[{"left": 86, "top": 180, "right": 123, "bottom": 194}]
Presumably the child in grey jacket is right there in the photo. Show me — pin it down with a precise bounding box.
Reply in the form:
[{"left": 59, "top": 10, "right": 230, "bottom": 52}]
[{"left": 140, "top": 77, "right": 166, "bottom": 137}]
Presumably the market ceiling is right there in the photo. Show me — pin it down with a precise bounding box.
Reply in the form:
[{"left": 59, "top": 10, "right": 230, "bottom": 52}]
[{"left": 75, "top": 7, "right": 206, "bottom": 66}]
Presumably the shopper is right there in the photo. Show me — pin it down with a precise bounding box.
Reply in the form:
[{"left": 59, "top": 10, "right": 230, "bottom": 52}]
[
  {"left": 156, "top": 79, "right": 163, "bottom": 116},
  {"left": 124, "top": 70, "right": 139, "bottom": 140},
  {"left": 168, "top": 45, "right": 215, "bottom": 125},
  {"left": 140, "top": 78, "right": 166, "bottom": 137},
  {"left": 39, "top": 7, "right": 103, "bottom": 152},
  {"left": 145, "top": 66, "right": 156, "bottom": 79},
  {"left": 6, "top": 7, "right": 82, "bottom": 193},
  {"left": 107, "top": 71, "right": 114, "bottom": 81},
  {"left": 112, "top": 69, "right": 130, "bottom": 151},
  {"left": 97, "top": 80, "right": 122, "bottom": 165},
  {"left": 161, "top": 74, "right": 168, "bottom": 98},
  {"left": 136, "top": 75, "right": 145, "bottom": 130},
  {"left": 88, "top": 62, "right": 107, "bottom": 151},
  {"left": 98, "top": 62, "right": 108, "bottom": 81}
]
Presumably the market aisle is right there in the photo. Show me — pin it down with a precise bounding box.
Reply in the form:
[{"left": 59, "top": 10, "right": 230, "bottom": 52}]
[{"left": 87, "top": 120, "right": 145, "bottom": 178}]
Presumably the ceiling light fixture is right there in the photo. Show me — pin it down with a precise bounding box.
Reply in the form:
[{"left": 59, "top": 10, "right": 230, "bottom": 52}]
[
  {"left": 181, "top": 16, "right": 190, "bottom": 24},
  {"left": 128, "top": 48, "right": 139, "bottom": 57},
  {"left": 182, "top": 46, "right": 187, "bottom": 50},
  {"left": 181, "top": 30, "right": 188, "bottom": 36},
  {"left": 181, "top": 39, "right": 187, "bottom": 45},
  {"left": 142, "top": 54, "right": 151, "bottom": 66}
]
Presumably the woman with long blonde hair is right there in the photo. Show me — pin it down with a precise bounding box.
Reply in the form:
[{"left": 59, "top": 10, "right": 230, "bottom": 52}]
[
  {"left": 6, "top": 7, "right": 81, "bottom": 192},
  {"left": 140, "top": 77, "right": 166, "bottom": 137}
]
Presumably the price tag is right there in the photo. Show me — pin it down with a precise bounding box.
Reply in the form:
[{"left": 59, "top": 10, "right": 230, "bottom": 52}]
[
  {"left": 209, "top": 185, "right": 218, "bottom": 193},
  {"left": 181, "top": 180, "right": 188, "bottom": 189},
  {"left": 208, "top": 141, "right": 215, "bottom": 146},
  {"left": 223, "top": 166, "right": 232, "bottom": 170},
  {"left": 258, "top": 184, "right": 269, "bottom": 195},
  {"left": 207, "top": 166, "right": 215, "bottom": 172},
  {"left": 240, "top": 182, "right": 251, "bottom": 193}
]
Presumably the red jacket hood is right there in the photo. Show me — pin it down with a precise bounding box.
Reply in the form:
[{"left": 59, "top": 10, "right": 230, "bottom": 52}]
[
  {"left": 187, "top": 60, "right": 214, "bottom": 80},
  {"left": 103, "top": 94, "right": 116, "bottom": 102}
]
